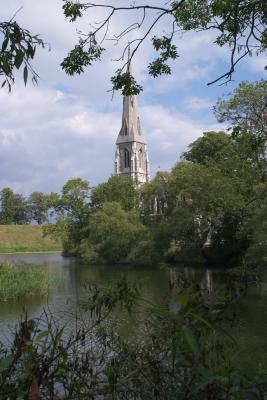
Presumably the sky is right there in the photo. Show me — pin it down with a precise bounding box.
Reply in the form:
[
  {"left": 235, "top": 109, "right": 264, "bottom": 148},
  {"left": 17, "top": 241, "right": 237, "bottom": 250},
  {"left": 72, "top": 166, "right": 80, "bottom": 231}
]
[{"left": 1, "top": 0, "right": 265, "bottom": 195}]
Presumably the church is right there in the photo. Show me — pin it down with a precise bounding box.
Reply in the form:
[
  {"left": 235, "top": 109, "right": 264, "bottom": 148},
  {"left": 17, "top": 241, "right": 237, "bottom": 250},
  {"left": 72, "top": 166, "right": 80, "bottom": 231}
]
[{"left": 114, "top": 54, "right": 150, "bottom": 185}]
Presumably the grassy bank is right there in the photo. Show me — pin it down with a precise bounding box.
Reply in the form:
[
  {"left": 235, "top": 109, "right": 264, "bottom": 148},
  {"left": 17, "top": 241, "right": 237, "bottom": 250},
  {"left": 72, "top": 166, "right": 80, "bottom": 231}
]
[
  {"left": 0, "top": 263, "right": 52, "bottom": 301},
  {"left": 0, "top": 225, "right": 61, "bottom": 253}
]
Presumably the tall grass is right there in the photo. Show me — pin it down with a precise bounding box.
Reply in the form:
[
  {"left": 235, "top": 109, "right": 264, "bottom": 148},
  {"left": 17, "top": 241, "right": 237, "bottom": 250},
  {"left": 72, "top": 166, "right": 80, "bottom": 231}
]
[{"left": 0, "top": 263, "right": 52, "bottom": 301}]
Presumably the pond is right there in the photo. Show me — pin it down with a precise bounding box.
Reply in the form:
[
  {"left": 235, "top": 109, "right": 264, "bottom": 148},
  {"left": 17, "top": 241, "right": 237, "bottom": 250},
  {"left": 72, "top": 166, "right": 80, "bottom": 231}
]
[{"left": 0, "top": 252, "right": 267, "bottom": 372}]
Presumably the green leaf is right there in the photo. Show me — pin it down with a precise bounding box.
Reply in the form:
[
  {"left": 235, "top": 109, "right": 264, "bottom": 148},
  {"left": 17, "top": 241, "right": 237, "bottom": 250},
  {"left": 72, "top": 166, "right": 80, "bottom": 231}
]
[
  {"left": 15, "top": 50, "right": 24, "bottom": 69},
  {"left": 0, "top": 355, "right": 13, "bottom": 372},
  {"left": 187, "top": 312, "right": 213, "bottom": 329},
  {"left": 2, "top": 58, "right": 11, "bottom": 75},
  {"left": 182, "top": 325, "right": 199, "bottom": 355},
  {"left": 148, "top": 306, "right": 177, "bottom": 318},
  {"left": 2, "top": 37, "right": 9, "bottom": 52},
  {"left": 23, "top": 66, "right": 28, "bottom": 86},
  {"left": 36, "top": 330, "right": 49, "bottom": 341}
]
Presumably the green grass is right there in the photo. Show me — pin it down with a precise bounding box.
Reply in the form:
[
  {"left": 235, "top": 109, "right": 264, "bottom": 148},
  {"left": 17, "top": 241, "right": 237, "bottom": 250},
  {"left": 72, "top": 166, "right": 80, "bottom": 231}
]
[
  {"left": 0, "top": 225, "right": 61, "bottom": 253},
  {"left": 0, "top": 263, "right": 52, "bottom": 301}
]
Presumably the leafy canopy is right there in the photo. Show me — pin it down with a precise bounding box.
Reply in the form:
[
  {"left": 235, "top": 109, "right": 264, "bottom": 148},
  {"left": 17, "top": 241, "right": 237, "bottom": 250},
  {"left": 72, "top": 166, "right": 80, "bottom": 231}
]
[{"left": 61, "top": 0, "right": 266, "bottom": 94}]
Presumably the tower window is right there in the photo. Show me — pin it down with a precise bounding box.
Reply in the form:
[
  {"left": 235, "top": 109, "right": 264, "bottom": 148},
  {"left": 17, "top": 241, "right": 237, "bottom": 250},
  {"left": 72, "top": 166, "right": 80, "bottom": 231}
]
[
  {"left": 125, "top": 148, "right": 130, "bottom": 168},
  {"left": 139, "top": 148, "right": 143, "bottom": 168},
  {"left": 124, "top": 120, "right": 128, "bottom": 136}
]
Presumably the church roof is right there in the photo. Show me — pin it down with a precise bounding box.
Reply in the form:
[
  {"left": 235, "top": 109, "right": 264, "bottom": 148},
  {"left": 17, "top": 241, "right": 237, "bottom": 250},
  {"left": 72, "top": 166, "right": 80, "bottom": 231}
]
[{"left": 116, "top": 52, "right": 147, "bottom": 145}]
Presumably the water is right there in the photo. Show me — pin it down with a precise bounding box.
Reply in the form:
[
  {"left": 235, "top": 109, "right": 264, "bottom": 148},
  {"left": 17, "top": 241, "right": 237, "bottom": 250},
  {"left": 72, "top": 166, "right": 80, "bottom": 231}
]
[{"left": 0, "top": 253, "right": 267, "bottom": 370}]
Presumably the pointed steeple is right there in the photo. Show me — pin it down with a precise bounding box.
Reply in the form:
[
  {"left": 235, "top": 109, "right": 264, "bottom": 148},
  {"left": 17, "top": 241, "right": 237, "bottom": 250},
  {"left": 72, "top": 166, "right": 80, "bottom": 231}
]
[
  {"left": 114, "top": 49, "right": 150, "bottom": 184},
  {"left": 116, "top": 49, "right": 146, "bottom": 145}
]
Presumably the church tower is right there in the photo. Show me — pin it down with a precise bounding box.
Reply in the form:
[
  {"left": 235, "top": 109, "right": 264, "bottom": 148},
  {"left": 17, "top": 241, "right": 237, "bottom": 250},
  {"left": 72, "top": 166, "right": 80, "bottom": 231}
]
[{"left": 114, "top": 52, "right": 150, "bottom": 185}]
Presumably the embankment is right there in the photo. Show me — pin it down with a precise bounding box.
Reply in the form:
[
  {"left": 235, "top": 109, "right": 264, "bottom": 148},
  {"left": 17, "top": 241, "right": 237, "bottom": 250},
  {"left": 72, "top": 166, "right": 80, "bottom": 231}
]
[{"left": 0, "top": 225, "right": 61, "bottom": 253}]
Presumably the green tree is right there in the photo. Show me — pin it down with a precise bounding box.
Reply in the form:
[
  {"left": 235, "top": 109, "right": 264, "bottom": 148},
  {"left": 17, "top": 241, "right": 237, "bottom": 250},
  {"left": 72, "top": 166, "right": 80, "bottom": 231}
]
[
  {"left": 60, "top": 178, "right": 90, "bottom": 221},
  {"left": 79, "top": 202, "right": 153, "bottom": 264},
  {"left": 0, "top": 188, "right": 29, "bottom": 224},
  {"left": 43, "top": 179, "right": 91, "bottom": 256},
  {"left": 62, "top": 0, "right": 266, "bottom": 93},
  {"left": 214, "top": 80, "right": 267, "bottom": 166},
  {"left": 245, "top": 195, "right": 267, "bottom": 267},
  {"left": 91, "top": 175, "right": 138, "bottom": 211},
  {"left": 0, "top": 16, "right": 45, "bottom": 90},
  {"left": 153, "top": 160, "right": 263, "bottom": 266},
  {"left": 12, "top": 193, "right": 29, "bottom": 224},
  {"left": 28, "top": 192, "right": 49, "bottom": 224},
  {"left": 0, "top": 188, "right": 16, "bottom": 224},
  {"left": 183, "top": 131, "right": 234, "bottom": 164}
]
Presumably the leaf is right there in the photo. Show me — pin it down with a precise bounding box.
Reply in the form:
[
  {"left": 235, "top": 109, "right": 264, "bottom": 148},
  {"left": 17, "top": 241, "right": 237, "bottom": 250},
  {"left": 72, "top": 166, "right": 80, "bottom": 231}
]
[
  {"left": 15, "top": 50, "right": 24, "bottom": 69},
  {"left": 178, "top": 293, "right": 188, "bottom": 307},
  {"left": 187, "top": 312, "right": 213, "bottom": 329},
  {"left": 2, "top": 58, "right": 11, "bottom": 75},
  {"left": 148, "top": 306, "right": 177, "bottom": 318},
  {"left": 0, "top": 355, "right": 13, "bottom": 372},
  {"left": 36, "top": 330, "right": 49, "bottom": 342},
  {"left": 182, "top": 325, "right": 199, "bottom": 356},
  {"left": 2, "top": 37, "right": 9, "bottom": 52},
  {"left": 23, "top": 66, "right": 28, "bottom": 86}
]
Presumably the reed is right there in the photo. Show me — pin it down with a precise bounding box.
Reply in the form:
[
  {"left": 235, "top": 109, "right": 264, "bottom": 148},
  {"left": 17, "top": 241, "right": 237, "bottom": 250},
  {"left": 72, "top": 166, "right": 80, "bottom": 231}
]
[{"left": 0, "top": 263, "right": 52, "bottom": 301}]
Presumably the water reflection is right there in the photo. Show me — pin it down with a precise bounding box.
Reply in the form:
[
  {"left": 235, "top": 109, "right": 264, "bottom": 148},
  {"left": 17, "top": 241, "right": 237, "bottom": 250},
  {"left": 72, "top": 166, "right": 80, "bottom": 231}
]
[{"left": 0, "top": 253, "right": 267, "bottom": 371}]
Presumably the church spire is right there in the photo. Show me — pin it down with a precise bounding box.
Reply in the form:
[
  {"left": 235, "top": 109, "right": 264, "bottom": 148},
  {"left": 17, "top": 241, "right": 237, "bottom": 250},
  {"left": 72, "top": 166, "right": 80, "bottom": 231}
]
[
  {"left": 114, "top": 49, "right": 150, "bottom": 184},
  {"left": 116, "top": 48, "right": 146, "bottom": 145}
]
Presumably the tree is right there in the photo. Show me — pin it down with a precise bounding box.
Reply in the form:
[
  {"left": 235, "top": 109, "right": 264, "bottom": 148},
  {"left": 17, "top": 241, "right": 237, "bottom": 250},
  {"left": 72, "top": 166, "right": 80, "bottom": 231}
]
[
  {"left": 12, "top": 193, "right": 29, "bottom": 224},
  {"left": 0, "top": 188, "right": 29, "bottom": 224},
  {"left": 0, "top": 14, "right": 45, "bottom": 90},
  {"left": 183, "top": 131, "right": 235, "bottom": 164},
  {"left": 62, "top": 0, "right": 267, "bottom": 94},
  {"left": 43, "top": 178, "right": 91, "bottom": 256},
  {"left": 60, "top": 178, "right": 90, "bottom": 222},
  {"left": 91, "top": 175, "right": 138, "bottom": 211},
  {"left": 28, "top": 192, "right": 49, "bottom": 224},
  {"left": 79, "top": 202, "right": 153, "bottom": 264},
  {"left": 214, "top": 80, "right": 267, "bottom": 166},
  {"left": 0, "top": 188, "right": 16, "bottom": 224},
  {"left": 245, "top": 196, "right": 267, "bottom": 267}
]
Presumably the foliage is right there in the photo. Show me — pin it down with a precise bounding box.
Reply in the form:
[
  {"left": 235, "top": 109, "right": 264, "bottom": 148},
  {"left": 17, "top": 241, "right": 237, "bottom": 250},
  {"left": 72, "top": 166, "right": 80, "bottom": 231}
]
[
  {"left": 60, "top": 178, "right": 90, "bottom": 221},
  {"left": 245, "top": 197, "right": 267, "bottom": 267},
  {"left": 79, "top": 202, "right": 154, "bottom": 265},
  {"left": 62, "top": 0, "right": 266, "bottom": 93},
  {"left": 0, "top": 18, "right": 45, "bottom": 91},
  {"left": 0, "top": 263, "right": 51, "bottom": 301},
  {"left": 28, "top": 192, "right": 49, "bottom": 224},
  {"left": 0, "top": 275, "right": 267, "bottom": 398},
  {"left": 183, "top": 131, "right": 235, "bottom": 164},
  {"left": 0, "top": 188, "right": 29, "bottom": 225},
  {"left": 42, "top": 178, "right": 91, "bottom": 256},
  {"left": 91, "top": 175, "right": 139, "bottom": 211},
  {"left": 214, "top": 80, "right": 267, "bottom": 166}
]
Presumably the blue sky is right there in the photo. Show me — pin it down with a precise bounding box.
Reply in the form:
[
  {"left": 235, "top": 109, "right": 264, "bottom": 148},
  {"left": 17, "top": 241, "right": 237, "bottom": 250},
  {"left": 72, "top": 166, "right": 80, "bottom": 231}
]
[{"left": 0, "top": 0, "right": 265, "bottom": 195}]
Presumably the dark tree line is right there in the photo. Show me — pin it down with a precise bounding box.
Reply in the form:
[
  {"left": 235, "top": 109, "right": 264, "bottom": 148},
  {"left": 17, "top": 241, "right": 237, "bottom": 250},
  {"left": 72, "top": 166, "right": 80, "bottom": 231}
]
[{"left": 0, "top": 189, "right": 50, "bottom": 225}]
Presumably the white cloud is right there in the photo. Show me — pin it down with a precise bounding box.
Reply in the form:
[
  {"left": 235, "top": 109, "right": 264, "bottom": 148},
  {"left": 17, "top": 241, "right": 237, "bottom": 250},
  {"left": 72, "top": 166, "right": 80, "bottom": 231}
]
[
  {"left": 142, "top": 104, "right": 222, "bottom": 174},
  {"left": 0, "top": 85, "right": 224, "bottom": 195},
  {"left": 0, "top": 86, "right": 120, "bottom": 194},
  {"left": 183, "top": 96, "right": 212, "bottom": 111},
  {"left": 0, "top": 1, "right": 263, "bottom": 196}
]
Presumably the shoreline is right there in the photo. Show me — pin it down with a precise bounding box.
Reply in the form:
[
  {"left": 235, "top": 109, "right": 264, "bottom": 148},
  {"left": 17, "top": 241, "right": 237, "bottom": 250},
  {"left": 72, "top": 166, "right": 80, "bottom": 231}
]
[{"left": 0, "top": 250, "right": 62, "bottom": 255}]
